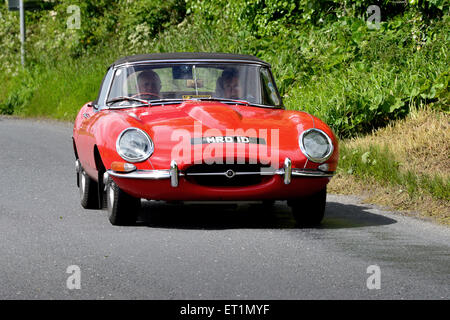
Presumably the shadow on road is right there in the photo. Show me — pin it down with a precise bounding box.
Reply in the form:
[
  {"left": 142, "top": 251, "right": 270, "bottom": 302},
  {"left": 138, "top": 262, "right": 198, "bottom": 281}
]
[{"left": 136, "top": 200, "right": 396, "bottom": 230}]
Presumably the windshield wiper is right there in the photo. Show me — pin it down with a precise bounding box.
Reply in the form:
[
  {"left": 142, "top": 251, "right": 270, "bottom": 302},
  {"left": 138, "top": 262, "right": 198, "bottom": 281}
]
[
  {"left": 148, "top": 99, "right": 185, "bottom": 105},
  {"left": 106, "top": 97, "right": 187, "bottom": 108},
  {"left": 191, "top": 97, "right": 251, "bottom": 105},
  {"left": 191, "top": 97, "right": 281, "bottom": 108},
  {"left": 195, "top": 97, "right": 283, "bottom": 109},
  {"left": 106, "top": 96, "right": 151, "bottom": 107}
]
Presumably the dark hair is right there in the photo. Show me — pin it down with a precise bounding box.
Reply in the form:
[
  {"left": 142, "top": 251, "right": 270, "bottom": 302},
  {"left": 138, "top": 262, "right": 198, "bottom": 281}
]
[
  {"left": 220, "top": 68, "right": 239, "bottom": 82},
  {"left": 137, "top": 70, "right": 161, "bottom": 84},
  {"left": 216, "top": 68, "right": 239, "bottom": 95}
]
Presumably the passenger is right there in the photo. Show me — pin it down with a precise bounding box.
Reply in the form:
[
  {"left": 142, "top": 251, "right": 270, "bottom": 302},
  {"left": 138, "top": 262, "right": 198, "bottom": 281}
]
[{"left": 216, "top": 68, "right": 241, "bottom": 100}]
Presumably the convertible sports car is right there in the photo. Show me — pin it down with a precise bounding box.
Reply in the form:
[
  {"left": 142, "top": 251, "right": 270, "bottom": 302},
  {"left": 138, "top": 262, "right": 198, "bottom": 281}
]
[{"left": 73, "top": 52, "right": 338, "bottom": 226}]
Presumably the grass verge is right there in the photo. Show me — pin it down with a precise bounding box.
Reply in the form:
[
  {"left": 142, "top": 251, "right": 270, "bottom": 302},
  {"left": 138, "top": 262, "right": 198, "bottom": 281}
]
[{"left": 329, "top": 106, "right": 449, "bottom": 225}]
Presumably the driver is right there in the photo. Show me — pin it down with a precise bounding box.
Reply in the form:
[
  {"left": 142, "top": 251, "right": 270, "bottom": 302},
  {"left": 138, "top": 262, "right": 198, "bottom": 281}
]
[{"left": 136, "top": 70, "right": 161, "bottom": 99}]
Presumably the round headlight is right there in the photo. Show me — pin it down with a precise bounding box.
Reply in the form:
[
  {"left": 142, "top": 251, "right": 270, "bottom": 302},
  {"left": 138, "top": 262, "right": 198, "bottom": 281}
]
[
  {"left": 299, "top": 129, "right": 333, "bottom": 163},
  {"left": 116, "top": 128, "right": 154, "bottom": 162}
]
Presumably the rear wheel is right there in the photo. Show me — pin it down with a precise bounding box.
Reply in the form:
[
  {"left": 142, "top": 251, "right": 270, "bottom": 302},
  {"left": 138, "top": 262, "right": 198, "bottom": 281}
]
[
  {"left": 79, "top": 167, "right": 101, "bottom": 209},
  {"left": 106, "top": 177, "right": 140, "bottom": 226},
  {"left": 288, "top": 187, "right": 326, "bottom": 227}
]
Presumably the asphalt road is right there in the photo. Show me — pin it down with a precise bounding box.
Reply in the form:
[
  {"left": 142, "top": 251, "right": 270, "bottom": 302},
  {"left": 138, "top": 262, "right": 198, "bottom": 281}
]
[{"left": 0, "top": 117, "right": 448, "bottom": 300}]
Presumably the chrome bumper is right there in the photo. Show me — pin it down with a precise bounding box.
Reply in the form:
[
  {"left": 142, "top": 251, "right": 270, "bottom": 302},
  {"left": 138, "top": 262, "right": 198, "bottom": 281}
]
[{"left": 106, "top": 158, "right": 334, "bottom": 188}]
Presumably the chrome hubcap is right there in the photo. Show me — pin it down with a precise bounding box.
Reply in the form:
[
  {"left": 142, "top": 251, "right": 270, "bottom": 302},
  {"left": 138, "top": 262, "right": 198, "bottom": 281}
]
[
  {"left": 79, "top": 171, "right": 86, "bottom": 198},
  {"left": 108, "top": 183, "right": 115, "bottom": 211}
]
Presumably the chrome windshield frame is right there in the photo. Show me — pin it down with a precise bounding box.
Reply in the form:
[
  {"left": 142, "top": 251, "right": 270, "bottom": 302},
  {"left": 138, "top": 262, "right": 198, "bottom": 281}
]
[{"left": 100, "top": 61, "right": 284, "bottom": 110}]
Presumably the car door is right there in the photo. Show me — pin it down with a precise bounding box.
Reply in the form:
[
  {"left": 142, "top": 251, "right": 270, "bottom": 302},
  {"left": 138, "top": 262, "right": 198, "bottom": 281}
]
[{"left": 77, "top": 67, "right": 114, "bottom": 178}]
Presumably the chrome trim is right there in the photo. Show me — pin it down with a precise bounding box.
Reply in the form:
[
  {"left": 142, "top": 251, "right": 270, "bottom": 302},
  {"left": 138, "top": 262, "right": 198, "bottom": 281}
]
[
  {"left": 103, "top": 171, "right": 109, "bottom": 185},
  {"left": 116, "top": 127, "right": 154, "bottom": 163},
  {"left": 121, "top": 163, "right": 137, "bottom": 172},
  {"left": 318, "top": 163, "right": 329, "bottom": 171},
  {"left": 114, "top": 59, "right": 270, "bottom": 69},
  {"left": 225, "top": 169, "right": 236, "bottom": 179},
  {"left": 107, "top": 169, "right": 174, "bottom": 180},
  {"left": 107, "top": 167, "right": 333, "bottom": 181},
  {"left": 104, "top": 68, "right": 117, "bottom": 108},
  {"left": 102, "top": 68, "right": 115, "bottom": 107},
  {"left": 75, "top": 160, "right": 81, "bottom": 173},
  {"left": 299, "top": 128, "right": 334, "bottom": 163},
  {"left": 303, "top": 113, "right": 315, "bottom": 169},
  {"left": 291, "top": 169, "right": 334, "bottom": 177},
  {"left": 105, "top": 62, "right": 285, "bottom": 109},
  {"left": 284, "top": 158, "right": 292, "bottom": 185},
  {"left": 185, "top": 171, "right": 263, "bottom": 177},
  {"left": 193, "top": 64, "right": 198, "bottom": 95},
  {"left": 103, "top": 171, "right": 109, "bottom": 191},
  {"left": 170, "top": 160, "right": 179, "bottom": 187}
]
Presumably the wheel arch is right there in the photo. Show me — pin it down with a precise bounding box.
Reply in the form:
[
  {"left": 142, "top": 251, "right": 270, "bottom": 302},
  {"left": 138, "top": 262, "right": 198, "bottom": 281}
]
[
  {"left": 93, "top": 144, "right": 107, "bottom": 208},
  {"left": 94, "top": 144, "right": 106, "bottom": 172},
  {"left": 73, "top": 137, "right": 79, "bottom": 160}
]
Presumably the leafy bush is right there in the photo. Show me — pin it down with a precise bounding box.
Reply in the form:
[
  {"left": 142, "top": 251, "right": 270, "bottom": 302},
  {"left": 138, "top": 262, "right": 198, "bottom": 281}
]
[
  {"left": 0, "top": 68, "right": 37, "bottom": 115},
  {"left": 118, "top": 0, "right": 186, "bottom": 52},
  {"left": 0, "top": 4, "right": 20, "bottom": 73}
]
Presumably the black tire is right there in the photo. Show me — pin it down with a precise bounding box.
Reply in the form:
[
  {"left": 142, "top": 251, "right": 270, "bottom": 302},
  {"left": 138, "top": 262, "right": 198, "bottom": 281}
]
[
  {"left": 262, "top": 200, "right": 276, "bottom": 207},
  {"left": 255, "top": 200, "right": 275, "bottom": 214},
  {"left": 106, "top": 177, "right": 140, "bottom": 226},
  {"left": 288, "top": 188, "right": 327, "bottom": 227},
  {"left": 98, "top": 170, "right": 107, "bottom": 209},
  {"left": 79, "top": 168, "right": 101, "bottom": 209}
]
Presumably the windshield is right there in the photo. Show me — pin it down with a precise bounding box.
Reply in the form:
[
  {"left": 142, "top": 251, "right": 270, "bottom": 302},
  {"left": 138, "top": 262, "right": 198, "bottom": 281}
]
[{"left": 105, "top": 63, "right": 282, "bottom": 107}]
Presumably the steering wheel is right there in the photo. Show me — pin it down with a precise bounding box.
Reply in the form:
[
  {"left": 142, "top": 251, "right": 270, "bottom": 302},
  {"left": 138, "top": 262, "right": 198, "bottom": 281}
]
[{"left": 132, "top": 92, "right": 161, "bottom": 100}]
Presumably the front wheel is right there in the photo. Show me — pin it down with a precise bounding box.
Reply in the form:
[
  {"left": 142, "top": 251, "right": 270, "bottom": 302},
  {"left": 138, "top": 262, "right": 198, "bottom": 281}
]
[
  {"left": 106, "top": 178, "right": 140, "bottom": 226},
  {"left": 288, "top": 188, "right": 327, "bottom": 227}
]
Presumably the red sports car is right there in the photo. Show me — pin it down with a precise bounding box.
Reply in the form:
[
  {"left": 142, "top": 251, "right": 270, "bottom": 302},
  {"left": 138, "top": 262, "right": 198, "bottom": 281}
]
[{"left": 73, "top": 53, "right": 338, "bottom": 226}]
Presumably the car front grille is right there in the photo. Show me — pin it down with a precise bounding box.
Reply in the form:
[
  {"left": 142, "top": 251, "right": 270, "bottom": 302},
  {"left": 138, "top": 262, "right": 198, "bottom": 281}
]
[{"left": 184, "top": 164, "right": 272, "bottom": 187}]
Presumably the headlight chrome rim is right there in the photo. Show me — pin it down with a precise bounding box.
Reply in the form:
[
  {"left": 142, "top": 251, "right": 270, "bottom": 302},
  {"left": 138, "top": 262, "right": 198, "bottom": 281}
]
[
  {"left": 116, "top": 127, "right": 154, "bottom": 163},
  {"left": 299, "top": 128, "right": 334, "bottom": 163}
]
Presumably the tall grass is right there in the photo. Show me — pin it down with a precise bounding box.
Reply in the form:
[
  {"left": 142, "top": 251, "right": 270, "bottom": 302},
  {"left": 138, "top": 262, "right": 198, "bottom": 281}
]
[
  {"left": 20, "top": 52, "right": 115, "bottom": 120},
  {"left": 338, "top": 142, "right": 450, "bottom": 201}
]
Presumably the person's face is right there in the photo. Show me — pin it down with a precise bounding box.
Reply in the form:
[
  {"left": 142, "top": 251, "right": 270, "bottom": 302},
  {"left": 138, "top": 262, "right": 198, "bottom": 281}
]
[
  {"left": 138, "top": 73, "right": 161, "bottom": 94},
  {"left": 223, "top": 76, "right": 240, "bottom": 99}
]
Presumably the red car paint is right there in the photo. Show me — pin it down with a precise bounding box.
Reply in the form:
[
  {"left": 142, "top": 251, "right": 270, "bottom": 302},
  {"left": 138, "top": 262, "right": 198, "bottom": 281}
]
[{"left": 73, "top": 100, "right": 338, "bottom": 201}]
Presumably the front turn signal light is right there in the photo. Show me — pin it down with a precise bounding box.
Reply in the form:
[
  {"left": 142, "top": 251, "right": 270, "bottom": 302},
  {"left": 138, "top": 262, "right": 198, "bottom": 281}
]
[{"left": 111, "top": 161, "right": 136, "bottom": 173}]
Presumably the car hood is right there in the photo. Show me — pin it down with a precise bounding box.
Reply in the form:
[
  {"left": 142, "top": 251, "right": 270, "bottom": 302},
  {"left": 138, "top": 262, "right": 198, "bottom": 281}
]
[
  {"left": 124, "top": 100, "right": 313, "bottom": 134},
  {"left": 107, "top": 100, "right": 331, "bottom": 168}
]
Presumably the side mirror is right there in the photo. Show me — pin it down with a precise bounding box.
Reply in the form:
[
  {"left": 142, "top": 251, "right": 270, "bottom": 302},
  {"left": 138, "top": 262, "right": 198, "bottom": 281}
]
[{"left": 87, "top": 102, "right": 98, "bottom": 109}]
